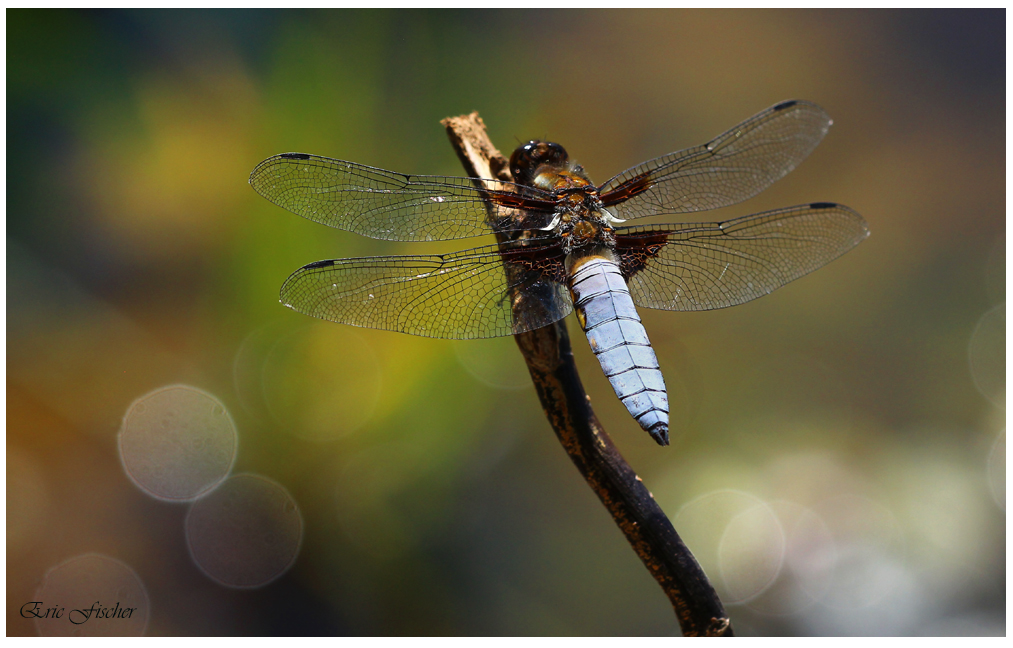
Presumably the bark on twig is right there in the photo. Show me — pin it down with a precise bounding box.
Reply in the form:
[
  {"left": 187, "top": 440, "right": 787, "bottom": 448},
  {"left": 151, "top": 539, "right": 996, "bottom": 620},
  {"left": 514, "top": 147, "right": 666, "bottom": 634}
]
[{"left": 442, "top": 113, "right": 733, "bottom": 637}]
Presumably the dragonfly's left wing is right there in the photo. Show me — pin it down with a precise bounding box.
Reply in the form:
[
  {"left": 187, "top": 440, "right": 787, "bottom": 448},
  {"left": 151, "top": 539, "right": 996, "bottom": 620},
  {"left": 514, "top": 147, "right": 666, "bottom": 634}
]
[
  {"left": 280, "top": 239, "right": 571, "bottom": 339},
  {"left": 250, "top": 154, "right": 557, "bottom": 242},
  {"left": 615, "top": 203, "right": 869, "bottom": 311}
]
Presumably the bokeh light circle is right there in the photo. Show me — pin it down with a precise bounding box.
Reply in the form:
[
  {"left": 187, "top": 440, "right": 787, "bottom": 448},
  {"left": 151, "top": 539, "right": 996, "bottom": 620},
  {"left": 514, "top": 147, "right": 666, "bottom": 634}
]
[
  {"left": 968, "top": 304, "right": 1005, "bottom": 407},
  {"left": 743, "top": 500, "right": 836, "bottom": 616},
  {"left": 674, "top": 490, "right": 785, "bottom": 605},
  {"left": 717, "top": 502, "right": 787, "bottom": 603},
  {"left": 33, "top": 554, "right": 149, "bottom": 636},
  {"left": 233, "top": 319, "right": 290, "bottom": 418},
  {"left": 185, "top": 473, "right": 303, "bottom": 588},
  {"left": 119, "top": 385, "right": 237, "bottom": 501},
  {"left": 783, "top": 506, "right": 837, "bottom": 603}
]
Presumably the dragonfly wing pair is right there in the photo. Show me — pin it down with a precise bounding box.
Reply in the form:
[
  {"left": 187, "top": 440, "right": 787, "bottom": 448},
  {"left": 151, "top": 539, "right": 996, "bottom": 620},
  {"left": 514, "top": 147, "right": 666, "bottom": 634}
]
[
  {"left": 276, "top": 202, "right": 867, "bottom": 338},
  {"left": 250, "top": 100, "right": 835, "bottom": 241}
]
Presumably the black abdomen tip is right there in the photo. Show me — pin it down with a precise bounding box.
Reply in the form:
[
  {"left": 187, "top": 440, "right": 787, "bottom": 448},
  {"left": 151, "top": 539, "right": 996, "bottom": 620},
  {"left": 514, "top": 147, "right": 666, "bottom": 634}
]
[{"left": 649, "top": 423, "right": 669, "bottom": 446}]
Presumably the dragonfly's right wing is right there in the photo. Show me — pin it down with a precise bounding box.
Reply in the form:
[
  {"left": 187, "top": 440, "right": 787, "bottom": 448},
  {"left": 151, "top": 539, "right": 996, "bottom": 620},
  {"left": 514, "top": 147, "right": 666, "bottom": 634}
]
[
  {"left": 614, "top": 202, "right": 869, "bottom": 311},
  {"left": 599, "top": 100, "right": 833, "bottom": 220}
]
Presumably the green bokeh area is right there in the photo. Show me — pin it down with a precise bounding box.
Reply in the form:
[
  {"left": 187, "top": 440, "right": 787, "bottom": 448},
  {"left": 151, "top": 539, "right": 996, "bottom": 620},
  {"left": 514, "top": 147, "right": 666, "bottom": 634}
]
[{"left": 8, "top": 9, "right": 1004, "bottom": 636}]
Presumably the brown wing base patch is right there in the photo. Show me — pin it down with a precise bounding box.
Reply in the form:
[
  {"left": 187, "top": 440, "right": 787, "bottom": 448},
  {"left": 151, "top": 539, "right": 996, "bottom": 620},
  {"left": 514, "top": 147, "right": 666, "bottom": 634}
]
[
  {"left": 615, "top": 231, "right": 670, "bottom": 278},
  {"left": 500, "top": 240, "right": 568, "bottom": 284}
]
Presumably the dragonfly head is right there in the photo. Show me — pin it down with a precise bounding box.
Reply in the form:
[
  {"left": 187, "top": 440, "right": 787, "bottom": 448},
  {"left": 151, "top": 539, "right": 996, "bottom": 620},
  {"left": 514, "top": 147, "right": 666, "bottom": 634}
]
[{"left": 510, "top": 140, "right": 569, "bottom": 186}]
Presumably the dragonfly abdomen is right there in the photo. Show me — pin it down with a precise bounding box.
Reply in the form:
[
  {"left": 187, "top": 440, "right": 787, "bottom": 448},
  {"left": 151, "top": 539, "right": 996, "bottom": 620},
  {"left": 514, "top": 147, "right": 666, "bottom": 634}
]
[{"left": 568, "top": 254, "right": 670, "bottom": 445}]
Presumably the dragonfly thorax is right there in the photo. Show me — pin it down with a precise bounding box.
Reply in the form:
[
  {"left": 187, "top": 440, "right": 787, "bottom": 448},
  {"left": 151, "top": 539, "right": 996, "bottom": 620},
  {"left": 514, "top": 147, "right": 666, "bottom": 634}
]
[{"left": 555, "top": 205, "right": 616, "bottom": 253}]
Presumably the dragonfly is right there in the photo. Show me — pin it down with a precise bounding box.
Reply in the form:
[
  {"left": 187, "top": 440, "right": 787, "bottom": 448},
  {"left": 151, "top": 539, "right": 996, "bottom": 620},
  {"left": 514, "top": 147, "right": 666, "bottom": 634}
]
[{"left": 250, "top": 100, "right": 868, "bottom": 446}]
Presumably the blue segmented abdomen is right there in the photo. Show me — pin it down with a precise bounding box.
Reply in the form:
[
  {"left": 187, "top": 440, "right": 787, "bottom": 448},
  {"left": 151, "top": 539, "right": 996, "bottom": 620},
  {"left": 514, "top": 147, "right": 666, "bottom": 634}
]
[{"left": 568, "top": 254, "right": 670, "bottom": 445}]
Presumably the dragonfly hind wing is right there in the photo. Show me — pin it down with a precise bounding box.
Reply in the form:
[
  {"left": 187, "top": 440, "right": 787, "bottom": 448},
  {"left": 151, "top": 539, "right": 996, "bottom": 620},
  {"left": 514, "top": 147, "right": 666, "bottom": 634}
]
[
  {"left": 615, "top": 203, "right": 869, "bottom": 311},
  {"left": 279, "top": 241, "right": 572, "bottom": 339}
]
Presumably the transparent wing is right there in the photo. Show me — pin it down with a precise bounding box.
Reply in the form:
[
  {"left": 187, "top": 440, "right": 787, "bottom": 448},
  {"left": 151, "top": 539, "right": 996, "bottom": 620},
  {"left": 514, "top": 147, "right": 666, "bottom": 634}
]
[
  {"left": 280, "top": 240, "right": 571, "bottom": 339},
  {"left": 600, "top": 100, "right": 833, "bottom": 220},
  {"left": 615, "top": 203, "right": 868, "bottom": 311},
  {"left": 250, "top": 153, "right": 556, "bottom": 242}
]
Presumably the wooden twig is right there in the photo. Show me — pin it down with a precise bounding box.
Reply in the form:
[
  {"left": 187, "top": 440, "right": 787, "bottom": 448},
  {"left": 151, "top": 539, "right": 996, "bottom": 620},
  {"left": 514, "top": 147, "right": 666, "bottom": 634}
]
[{"left": 442, "top": 113, "right": 733, "bottom": 637}]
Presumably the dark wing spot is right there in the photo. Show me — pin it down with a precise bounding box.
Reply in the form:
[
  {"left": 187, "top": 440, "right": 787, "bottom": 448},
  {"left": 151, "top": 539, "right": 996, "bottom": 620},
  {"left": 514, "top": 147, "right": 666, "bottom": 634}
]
[
  {"left": 304, "top": 259, "right": 336, "bottom": 270},
  {"left": 773, "top": 100, "right": 799, "bottom": 111},
  {"left": 280, "top": 153, "right": 312, "bottom": 160},
  {"left": 809, "top": 202, "right": 838, "bottom": 210}
]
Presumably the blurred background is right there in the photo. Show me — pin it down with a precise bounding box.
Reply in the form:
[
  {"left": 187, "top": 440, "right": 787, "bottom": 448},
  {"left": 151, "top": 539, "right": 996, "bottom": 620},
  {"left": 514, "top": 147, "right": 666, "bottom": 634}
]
[{"left": 7, "top": 9, "right": 1004, "bottom": 636}]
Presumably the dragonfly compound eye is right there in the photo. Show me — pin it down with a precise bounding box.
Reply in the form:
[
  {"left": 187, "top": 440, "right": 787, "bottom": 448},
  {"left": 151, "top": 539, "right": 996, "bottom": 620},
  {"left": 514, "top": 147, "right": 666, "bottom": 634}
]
[{"left": 510, "top": 141, "right": 569, "bottom": 185}]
